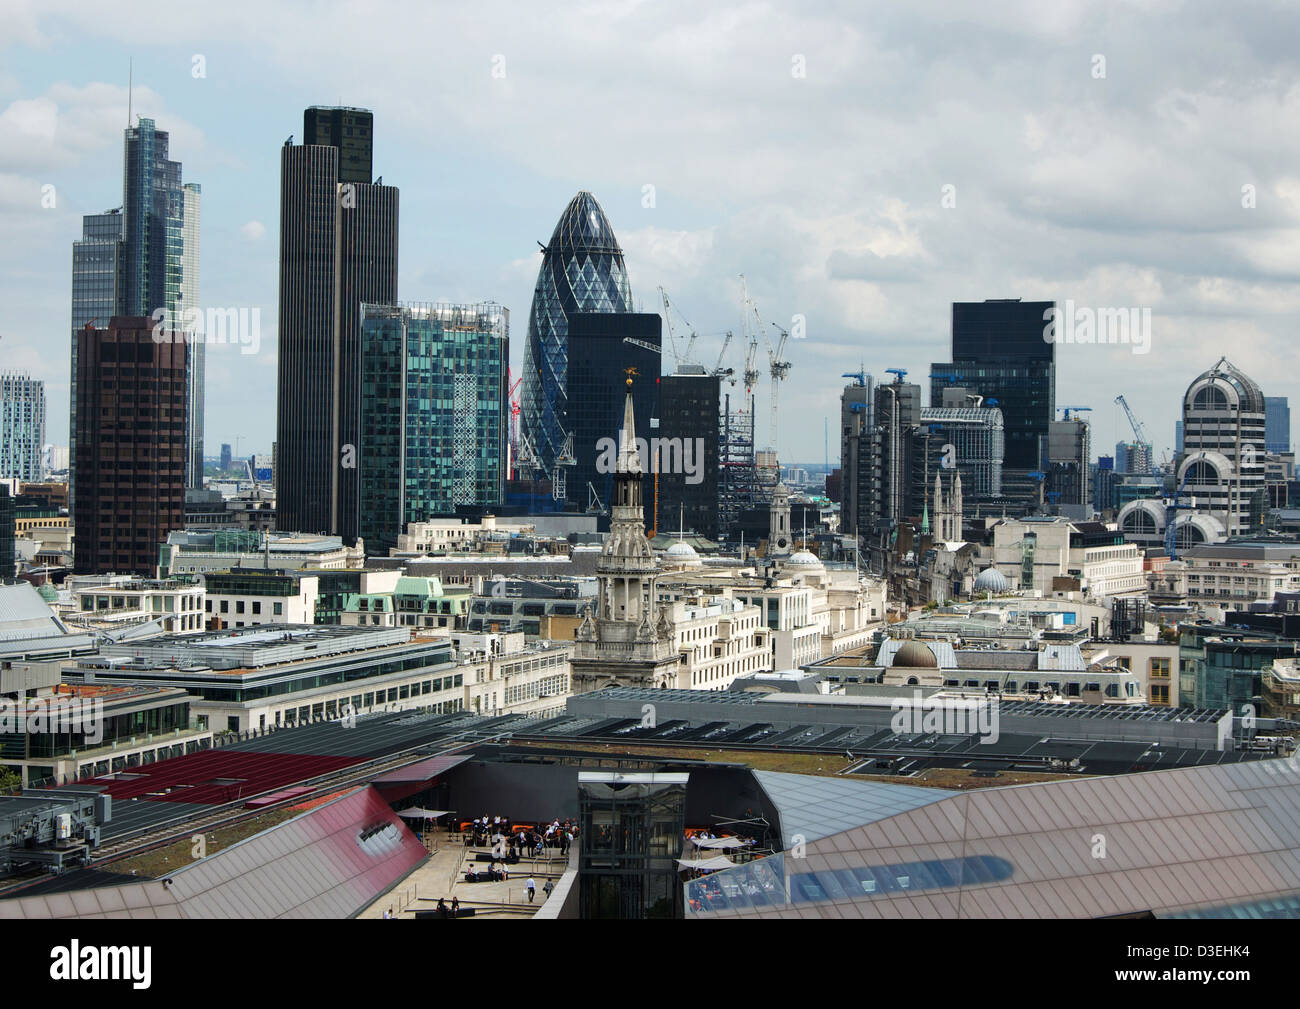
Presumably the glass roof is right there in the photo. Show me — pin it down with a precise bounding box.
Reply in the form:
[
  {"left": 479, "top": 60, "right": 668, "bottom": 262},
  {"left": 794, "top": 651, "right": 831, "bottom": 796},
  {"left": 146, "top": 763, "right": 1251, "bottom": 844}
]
[{"left": 754, "top": 770, "right": 956, "bottom": 847}]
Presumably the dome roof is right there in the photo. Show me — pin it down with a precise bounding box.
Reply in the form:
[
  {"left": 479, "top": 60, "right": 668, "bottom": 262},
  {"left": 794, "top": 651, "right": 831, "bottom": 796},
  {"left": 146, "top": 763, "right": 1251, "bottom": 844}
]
[
  {"left": 1184, "top": 357, "right": 1265, "bottom": 414},
  {"left": 973, "top": 567, "right": 1010, "bottom": 592},
  {"left": 786, "top": 550, "right": 822, "bottom": 567},
  {"left": 665, "top": 541, "right": 699, "bottom": 559},
  {"left": 37, "top": 582, "right": 58, "bottom": 602},
  {"left": 892, "top": 640, "right": 939, "bottom": 668}
]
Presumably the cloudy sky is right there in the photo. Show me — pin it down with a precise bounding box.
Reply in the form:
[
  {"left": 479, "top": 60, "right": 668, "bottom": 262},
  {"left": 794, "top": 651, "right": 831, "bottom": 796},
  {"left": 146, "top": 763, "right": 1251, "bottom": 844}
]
[{"left": 3, "top": 0, "right": 1299, "bottom": 466}]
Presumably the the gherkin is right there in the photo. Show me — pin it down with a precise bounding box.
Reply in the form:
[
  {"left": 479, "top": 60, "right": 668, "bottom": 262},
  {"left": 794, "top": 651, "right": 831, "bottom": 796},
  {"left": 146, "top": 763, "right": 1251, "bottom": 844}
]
[{"left": 522, "top": 191, "right": 633, "bottom": 480}]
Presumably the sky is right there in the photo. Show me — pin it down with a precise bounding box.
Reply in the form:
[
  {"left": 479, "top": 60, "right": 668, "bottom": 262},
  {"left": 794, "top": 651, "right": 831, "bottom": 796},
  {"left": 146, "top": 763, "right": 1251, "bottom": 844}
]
[{"left": 2, "top": 0, "right": 1299, "bottom": 467}]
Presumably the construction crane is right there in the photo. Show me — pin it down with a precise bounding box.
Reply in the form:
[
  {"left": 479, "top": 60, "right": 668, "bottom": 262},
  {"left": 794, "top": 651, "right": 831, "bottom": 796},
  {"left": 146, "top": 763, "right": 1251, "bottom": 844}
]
[
  {"left": 553, "top": 428, "right": 576, "bottom": 503},
  {"left": 930, "top": 372, "right": 963, "bottom": 383},
  {"left": 516, "top": 430, "right": 544, "bottom": 511},
  {"left": 712, "top": 331, "right": 735, "bottom": 382},
  {"left": 507, "top": 369, "right": 523, "bottom": 479},
  {"left": 766, "top": 322, "right": 791, "bottom": 454},
  {"left": 1114, "top": 395, "right": 1150, "bottom": 447},
  {"left": 737, "top": 276, "right": 761, "bottom": 392},
  {"left": 885, "top": 367, "right": 908, "bottom": 381},
  {"left": 623, "top": 337, "right": 661, "bottom": 356},
  {"left": 1059, "top": 406, "right": 1092, "bottom": 421},
  {"left": 657, "top": 286, "right": 702, "bottom": 369},
  {"left": 842, "top": 369, "right": 868, "bottom": 387}
]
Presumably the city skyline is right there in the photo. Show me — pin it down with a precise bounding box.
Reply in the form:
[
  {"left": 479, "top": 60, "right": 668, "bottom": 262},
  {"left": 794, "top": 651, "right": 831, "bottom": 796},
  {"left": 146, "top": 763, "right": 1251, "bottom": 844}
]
[{"left": 3, "top": 2, "right": 1300, "bottom": 468}]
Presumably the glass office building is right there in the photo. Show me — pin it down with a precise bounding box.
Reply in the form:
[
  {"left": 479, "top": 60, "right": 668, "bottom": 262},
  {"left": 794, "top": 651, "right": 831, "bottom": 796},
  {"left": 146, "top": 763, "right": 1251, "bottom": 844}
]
[
  {"left": 932, "top": 300, "right": 1056, "bottom": 472},
  {"left": 69, "top": 209, "right": 124, "bottom": 508},
  {"left": 522, "top": 191, "right": 634, "bottom": 483},
  {"left": 659, "top": 368, "right": 721, "bottom": 540},
  {"left": 565, "top": 312, "right": 661, "bottom": 514},
  {"left": 1266, "top": 396, "right": 1291, "bottom": 455},
  {"left": 0, "top": 373, "right": 46, "bottom": 483},
  {"left": 358, "top": 303, "right": 508, "bottom": 553}
]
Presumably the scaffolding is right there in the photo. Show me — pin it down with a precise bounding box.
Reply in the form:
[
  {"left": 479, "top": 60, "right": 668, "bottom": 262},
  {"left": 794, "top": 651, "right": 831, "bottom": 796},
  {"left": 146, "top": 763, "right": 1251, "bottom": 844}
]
[{"left": 719, "top": 390, "right": 757, "bottom": 535}]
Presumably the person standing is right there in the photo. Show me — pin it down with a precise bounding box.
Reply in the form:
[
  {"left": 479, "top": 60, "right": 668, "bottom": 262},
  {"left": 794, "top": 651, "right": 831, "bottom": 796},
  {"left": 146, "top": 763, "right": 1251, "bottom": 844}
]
[{"left": 526, "top": 877, "right": 537, "bottom": 902}]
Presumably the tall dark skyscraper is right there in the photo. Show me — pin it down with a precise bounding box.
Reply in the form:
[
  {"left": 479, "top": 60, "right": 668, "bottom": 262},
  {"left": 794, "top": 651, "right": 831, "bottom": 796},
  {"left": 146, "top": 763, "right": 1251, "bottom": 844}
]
[
  {"left": 522, "top": 191, "right": 634, "bottom": 486},
  {"left": 276, "top": 106, "right": 398, "bottom": 541},
  {"left": 303, "top": 107, "right": 374, "bottom": 184},
  {"left": 931, "top": 300, "right": 1056, "bottom": 473},
  {"left": 565, "top": 313, "right": 661, "bottom": 515},
  {"left": 659, "top": 367, "right": 721, "bottom": 541},
  {"left": 74, "top": 317, "right": 188, "bottom": 575}
]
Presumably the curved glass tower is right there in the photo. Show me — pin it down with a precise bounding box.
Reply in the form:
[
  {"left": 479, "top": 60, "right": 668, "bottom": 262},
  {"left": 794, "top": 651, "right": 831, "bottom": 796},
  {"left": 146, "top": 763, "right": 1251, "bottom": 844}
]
[{"left": 522, "top": 191, "right": 633, "bottom": 478}]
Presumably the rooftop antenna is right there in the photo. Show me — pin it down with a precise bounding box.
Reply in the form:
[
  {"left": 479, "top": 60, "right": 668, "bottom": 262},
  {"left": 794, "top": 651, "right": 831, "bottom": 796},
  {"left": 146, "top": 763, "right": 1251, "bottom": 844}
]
[
  {"left": 679, "top": 503, "right": 684, "bottom": 542},
  {"left": 128, "top": 58, "right": 133, "bottom": 126}
]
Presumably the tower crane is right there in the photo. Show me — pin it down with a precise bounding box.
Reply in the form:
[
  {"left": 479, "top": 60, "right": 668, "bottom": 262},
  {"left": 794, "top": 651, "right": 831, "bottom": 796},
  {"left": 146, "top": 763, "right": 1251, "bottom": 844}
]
[
  {"left": 553, "top": 427, "right": 576, "bottom": 503},
  {"left": 657, "top": 286, "right": 701, "bottom": 369},
  {"left": 766, "top": 322, "right": 791, "bottom": 454},
  {"left": 738, "top": 276, "right": 762, "bottom": 392},
  {"left": 507, "top": 369, "right": 523, "bottom": 479},
  {"left": 1114, "top": 395, "right": 1150, "bottom": 447}
]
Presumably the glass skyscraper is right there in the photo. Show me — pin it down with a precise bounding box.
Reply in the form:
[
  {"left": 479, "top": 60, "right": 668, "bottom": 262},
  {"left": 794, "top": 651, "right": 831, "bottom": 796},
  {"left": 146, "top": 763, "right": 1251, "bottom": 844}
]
[
  {"left": 69, "top": 208, "right": 124, "bottom": 508},
  {"left": 70, "top": 119, "right": 202, "bottom": 493},
  {"left": 1266, "top": 396, "right": 1291, "bottom": 455},
  {"left": 181, "top": 183, "right": 203, "bottom": 484},
  {"left": 0, "top": 373, "right": 46, "bottom": 483},
  {"left": 931, "top": 300, "right": 1056, "bottom": 472},
  {"left": 358, "top": 303, "right": 508, "bottom": 553},
  {"left": 522, "top": 191, "right": 633, "bottom": 482}
]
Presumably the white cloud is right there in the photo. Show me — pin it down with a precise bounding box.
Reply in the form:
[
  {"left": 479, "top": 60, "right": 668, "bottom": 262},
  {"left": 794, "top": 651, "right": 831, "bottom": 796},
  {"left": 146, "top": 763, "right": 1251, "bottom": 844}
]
[{"left": 240, "top": 220, "right": 266, "bottom": 241}]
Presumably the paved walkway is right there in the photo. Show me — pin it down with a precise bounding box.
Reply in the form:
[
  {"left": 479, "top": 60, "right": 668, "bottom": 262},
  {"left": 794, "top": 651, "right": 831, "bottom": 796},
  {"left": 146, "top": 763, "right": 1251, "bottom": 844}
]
[{"left": 360, "top": 834, "right": 569, "bottom": 920}]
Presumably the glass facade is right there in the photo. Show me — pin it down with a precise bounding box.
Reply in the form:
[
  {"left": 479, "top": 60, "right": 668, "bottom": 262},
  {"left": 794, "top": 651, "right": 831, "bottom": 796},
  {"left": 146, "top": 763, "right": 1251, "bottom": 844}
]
[
  {"left": 1178, "top": 623, "right": 1297, "bottom": 714},
  {"left": 69, "top": 209, "right": 124, "bottom": 508},
  {"left": 0, "top": 485, "right": 13, "bottom": 578},
  {"left": 565, "top": 313, "right": 661, "bottom": 513},
  {"left": 1266, "top": 396, "right": 1291, "bottom": 454},
  {"left": 932, "top": 300, "right": 1056, "bottom": 472},
  {"left": 180, "top": 183, "right": 203, "bottom": 487},
  {"left": 0, "top": 373, "right": 46, "bottom": 482},
  {"left": 522, "top": 191, "right": 634, "bottom": 481},
  {"left": 578, "top": 772, "right": 686, "bottom": 919},
  {"left": 659, "top": 371, "right": 721, "bottom": 540},
  {"left": 359, "top": 303, "right": 508, "bottom": 553}
]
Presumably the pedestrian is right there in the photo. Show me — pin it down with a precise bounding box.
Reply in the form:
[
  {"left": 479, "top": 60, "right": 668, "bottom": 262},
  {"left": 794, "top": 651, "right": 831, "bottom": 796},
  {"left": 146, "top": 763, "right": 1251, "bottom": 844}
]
[
  {"left": 437, "top": 898, "right": 448, "bottom": 918},
  {"left": 526, "top": 877, "right": 536, "bottom": 902},
  {"left": 543, "top": 879, "right": 554, "bottom": 899}
]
